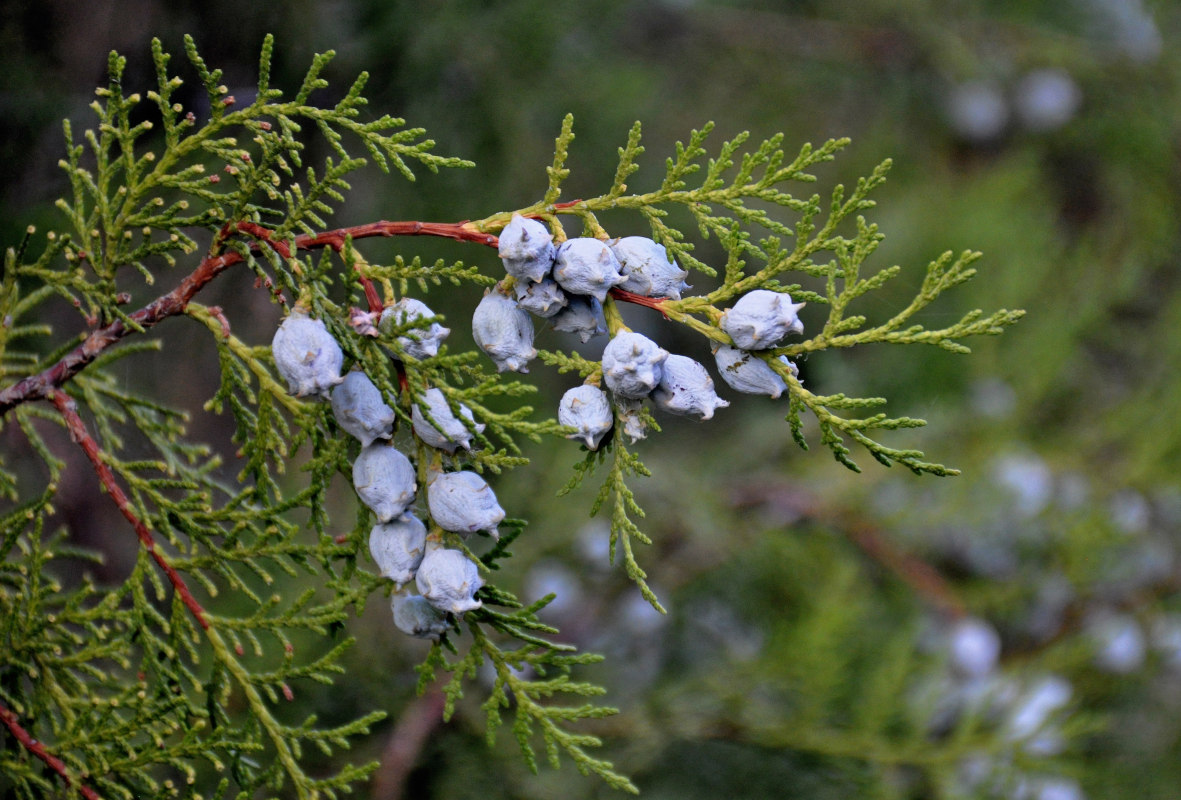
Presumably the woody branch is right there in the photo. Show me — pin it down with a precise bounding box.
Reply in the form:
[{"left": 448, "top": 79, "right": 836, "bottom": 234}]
[
  {"left": 49, "top": 389, "right": 210, "bottom": 629},
  {"left": 0, "top": 215, "right": 672, "bottom": 417},
  {"left": 0, "top": 701, "right": 102, "bottom": 800}
]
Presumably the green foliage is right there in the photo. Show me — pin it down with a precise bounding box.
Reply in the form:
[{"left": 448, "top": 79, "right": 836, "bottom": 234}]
[
  {"left": 0, "top": 35, "right": 1019, "bottom": 799},
  {"left": 631, "top": 524, "right": 1096, "bottom": 799},
  {"left": 470, "top": 120, "right": 1022, "bottom": 477}
]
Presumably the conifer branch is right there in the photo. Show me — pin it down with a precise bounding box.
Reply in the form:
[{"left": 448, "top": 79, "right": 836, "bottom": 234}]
[
  {"left": 300, "top": 219, "right": 499, "bottom": 250},
  {"left": 607, "top": 286, "right": 671, "bottom": 315},
  {"left": 0, "top": 37, "right": 1028, "bottom": 798},
  {"left": 0, "top": 216, "right": 687, "bottom": 421},
  {"left": 0, "top": 701, "right": 102, "bottom": 800},
  {"left": 0, "top": 220, "right": 495, "bottom": 415}
]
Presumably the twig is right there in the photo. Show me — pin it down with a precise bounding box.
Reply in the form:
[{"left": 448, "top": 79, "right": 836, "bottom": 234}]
[
  {"left": 301, "top": 219, "right": 499, "bottom": 250},
  {"left": 729, "top": 480, "right": 964, "bottom": 617},
  {"left": 221, "top": 220, "right": 293, "bottom": 259},
  {"left": 845, "top": 519, "right": 965, "bottom": 618},
  {"left": 369, "top": 686, "right": 446, "bottom": 800},
  {"left": 0, "top": 701, "right": 102, "bottom": 800},
  {"left": 0, "top": 220, "right": 486, "bottom": 414},
  {"left": 2, "top": 239, "right": 244, "bottom": 415},
  {"left": 49, "top": 389, "right": 210, "bottom": 629},
  {"left": 360, "top": 277, "right": 384, "bottom": 314},
  {"left": 0, "top": 216, "right": 674, "bottom": 416},
  {"left": 609, "top": 287, "right": 670, "bottom": 315}
]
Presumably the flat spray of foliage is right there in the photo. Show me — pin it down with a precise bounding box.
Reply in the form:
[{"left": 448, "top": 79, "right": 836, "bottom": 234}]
[{"left": 0, "top": 37, "right": 1021, "bottom": 799}]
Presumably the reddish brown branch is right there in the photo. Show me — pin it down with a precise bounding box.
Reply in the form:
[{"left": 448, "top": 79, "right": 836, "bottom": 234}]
[
  {"left": 215, "top": 220, "right": 293, "bottom": 260},
  {"left": 609, "top": 286, "right": 670, "bottom": 316},
  {"left": 300, "top": 220, "right": 499, "bottom": 251},
  {"left": 369, "top": 686, "right": 445, "bottom": 800},
  {"left": 294, "top": 221, "right": 499, "bottom": 313},
  {"left": 0, "top": 216, "right": 674, "bottom": 418},
  {"left": 49, "top": 390, "right": 210, "bottom": 630},
  {"left": 237, "top": 221, "right": 292, "bottom": 258},
  {"left": 0, "top": 701, "right": 101, "bottom": 800},
  {"left": 730, "top": 480, "right": 965, "bottom": 617},
  {"left": 359, "top": 278, "right": 383, "bottom": 313},
  {"left": 0, "top": 219, "right": 497, "bottom": 416}
]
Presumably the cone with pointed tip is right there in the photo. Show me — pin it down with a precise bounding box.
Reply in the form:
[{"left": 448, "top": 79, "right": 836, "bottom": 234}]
[
  {"left": 498, "top": 213, "right": 555, "bottom": 283},
  {"left": 602, "top": 331, "right": 668, "bottom": 399},
  {"left": 610, "top": 236, "right": 690, "bottom": 299},
  {"left": 713, "top": 344, "right": 796, "bottom": 398},
  {"left": 652, "top": 354, "right": 730, "bottom": 420},
  {"left": 553, "top": 238, "right": 627, "bottom": 301},
  {"left": 331, "top": 370, "right": 396, "bottom": 446},
  {"left": 720, "top": 289, "right": 805, "bottom": 350},
  {"left": 551, "top": 294, "right": 607, "bottom": 342},
  {"left": 472, "top": 288, "right": 537, "bottom": 372},
  {"left": 514, "top": 277, "right": 568, "bottom": 318},
  {"left": 412, "top": 388, "right": 484, "bottom": 452},
  {"left": 558, "top": 384, "right": 613, "bottom": 449},
  {"left": 352, "top": 443, "right": 416, "bottom": 523},
  {"left": 369, "top": 513, "right": 427, "bottom": 588},
  {"left": 428, "top": 470, "right": 506, "bottom": 538},
  {"left": 416, "top": 546, "right": 484, "bottom": 615},
  {"left": 271, "top": 310, "right": 344, "bottom": 397}
]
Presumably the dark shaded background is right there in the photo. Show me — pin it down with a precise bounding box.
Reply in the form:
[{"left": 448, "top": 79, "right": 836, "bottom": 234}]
[{"left": 3, "top": 1, "right": 1180, "bottom": 797}]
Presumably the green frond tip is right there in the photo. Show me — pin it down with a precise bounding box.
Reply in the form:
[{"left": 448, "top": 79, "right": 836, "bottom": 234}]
[
  {"left": 537, "top": 349, "right": 600, "bottom": 379},
  {"left": 257, "top": 33, "right": 275, "bottom": 96},
  {"left": 577, "top": 431, "right": 666, "bottom": 612},
  {"left": 295, "top": 49, "right": 336, "bottom": 105},
  {"left": 782, "top": 373, "right": 967, "bottom": 476},
  {"left": 544, "top": 113, "right": 576, "bottom": 205},
  {"left": 609, "top": 120, "right": 645, "bottom": 198},
  {"left": 436, "top": 620, "right": 635, "bottom": 792}
]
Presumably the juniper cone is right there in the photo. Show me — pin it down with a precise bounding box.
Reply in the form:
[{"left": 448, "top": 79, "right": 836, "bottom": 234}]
[
  {"left": 610, "top": 236, "right": 691, "bottom": 299},
  {"left": 498, "top": 213, "right": 556, "bottom": 283},
  {"left": 379, "top": 296, "right": 450, "bottom": 360},
  {"left": 553, "top": 237, "right": 628, "bottom": 301},
  {"left": 472, "top": 288, "right": 537, "bottom": 372},
  {"left": 391, "top": 594, "right": 450, "bottom": 640},
  {"left": 270, "top": 310, "right": 344, "bottom": 396},
  {"left": 614, "top": 396, "right": 650, "bottom": 444},
  {"left": 352, "top": 443, "right": 417, "bottom": 523},
  {"left": 331, "top": 370, "right": 396, "bottom": 446},
  {"left": 513, "top": 276, "right": 568, "bottom": 317},
  {"left": 601, "top": 330, "right": 669, "bottom": 399},
  {"left": 412, "top": 388, "right": 484, "bottom": 452},
  {"left": 369, "top": 514, "right": 428, "bottom": 587},
  {"left": 713, "top": 344, "right": 793, "bottom": 398},
  {"left": 651, "top": 353, "right": 730, "bottom": 420},
  {"left": 416, "top": 547, "right": 485, "bottom": 615},
  {"left": 558, "top": 384, "right": 614, "bottom": 449},
  {"left": 427, "top": 470, "right": 506, "bottom": 537},
  {"left": 948, "top": 617, "right": 1002, "bottom": 679},
  {"left": 720, "top": 288, "right": 806, "bottom": 350},
  {"left": 551, "top": 294, "right": 607, "bottom": 342}
]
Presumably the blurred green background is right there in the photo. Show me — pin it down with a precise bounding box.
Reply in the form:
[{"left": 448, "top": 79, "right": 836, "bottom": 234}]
[{"left": 3, "top": 1, "right": 1181, "bottom": 798}]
